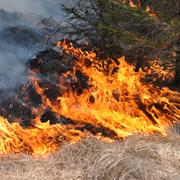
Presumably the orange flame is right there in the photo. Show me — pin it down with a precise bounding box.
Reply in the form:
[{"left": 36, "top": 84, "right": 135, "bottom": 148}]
[
  {"left": 129, "top": 1, "right": 157, "bottom": 17},
  {"left": 129, "top": 0, "right": 140, "bottom": 8},
  {"left": 0, "top": 116, "right": 84, "bottom": 155},
  {"left": 146, "top": 5, "right": 157, "bottom": 16},
  {"left": 0, "top": 41, "right": 179, "bottom": 155}
]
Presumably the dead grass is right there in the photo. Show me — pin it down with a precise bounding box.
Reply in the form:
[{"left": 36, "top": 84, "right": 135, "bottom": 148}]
[{"left": 0, "top": 127, "right": 180, "bottom": 180}]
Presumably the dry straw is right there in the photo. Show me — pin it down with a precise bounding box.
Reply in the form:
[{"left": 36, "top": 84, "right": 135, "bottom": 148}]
[{"left": 0, "top": 126, "right": 180, "bottom": 180}]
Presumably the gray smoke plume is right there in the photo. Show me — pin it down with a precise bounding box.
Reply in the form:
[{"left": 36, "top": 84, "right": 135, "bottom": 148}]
[
  {"left": 0, "top": 0, "right": 62, "bottom": 17},
  {"left": 0, "top": 0, "right": 70, "bottom": 100}
]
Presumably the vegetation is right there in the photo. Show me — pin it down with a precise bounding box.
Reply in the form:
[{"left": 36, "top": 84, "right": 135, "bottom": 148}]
[
  {"left": 1, "top": 133, "right": 180, "bottom": 179},
  {"left": 61, "top": 0, "right": 180, "bottom": 83}
]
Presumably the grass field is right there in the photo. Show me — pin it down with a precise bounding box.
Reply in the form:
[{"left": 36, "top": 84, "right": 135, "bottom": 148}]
[{"left": 0, "top": 127, "right": 180, "bottom": 180}]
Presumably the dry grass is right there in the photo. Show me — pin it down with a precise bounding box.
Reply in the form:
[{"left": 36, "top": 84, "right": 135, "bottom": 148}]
[{"left": 0, "top": 127, "right": 180, "bottom": 180}]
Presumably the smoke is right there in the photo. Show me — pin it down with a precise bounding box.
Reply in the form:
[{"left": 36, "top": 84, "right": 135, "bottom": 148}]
[
  {"left": 0, "top": 0, "right": 61, "bottom": 18},
  {"left": 0, "top": 0, "right": 69, "bottom": 100}
]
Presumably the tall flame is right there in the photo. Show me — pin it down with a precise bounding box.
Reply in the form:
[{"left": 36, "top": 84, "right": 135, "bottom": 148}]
[{"left": 0, "top": 41, "right": 179, "bottom": 155}]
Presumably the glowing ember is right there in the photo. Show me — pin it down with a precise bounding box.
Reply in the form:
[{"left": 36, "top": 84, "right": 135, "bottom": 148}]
[
  {"left": 129, "top": 1, "right": 157, "bottom": 16},
  {"left": 129, "top": 0, "right": 140, "bottom": 8},
  {"left": 146, "top": 5, "right": 157, "bottom": 16},
  {"left": 0, "top": 41, "right": 179, "bottom": 155}
]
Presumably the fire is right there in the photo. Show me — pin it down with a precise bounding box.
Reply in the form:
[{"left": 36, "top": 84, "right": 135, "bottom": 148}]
[
  {"left": 0, "top": 116, "right": 84, "bottom": 155},
  {"left": 129, "top": 0, "right": 157, "bottom": 16},
  {"left": 56, "top": 42, "right": 179, "bottom": 135},
  {"left": 0, "top": 41, "right": 179, "bottom": 155},
  {"left": 146, "top": 5, "right": 157, "bottom": 16},
  {"left": 129, "top": 0, "right": 141, "bottom": 8}
]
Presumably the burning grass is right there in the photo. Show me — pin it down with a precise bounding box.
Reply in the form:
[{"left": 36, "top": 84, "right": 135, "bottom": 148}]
[
  {"left": 0, "top": 41, "right": 180, "bottom": 155},
  {"left": 0, "top": 127, "right": 180, "bottom": 180},
  {"left": 0, "top": 41, "right": 179, "bottom": 179}
]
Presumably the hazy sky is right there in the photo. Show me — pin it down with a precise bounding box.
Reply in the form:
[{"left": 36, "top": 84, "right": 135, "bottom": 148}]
[
  {"left": 0, "top": 0, "right": 62, "bottom": 91},
  {"left": 0, "top": 0, "right": 61, "bottom": 17},
  {"left": 0, "top": 0, "right": 73, "bottom": 93}
]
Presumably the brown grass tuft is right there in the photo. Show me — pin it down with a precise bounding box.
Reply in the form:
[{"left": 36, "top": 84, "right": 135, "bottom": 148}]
[{"left": 0, "top": 128, "right": 180, "bottom": 180}]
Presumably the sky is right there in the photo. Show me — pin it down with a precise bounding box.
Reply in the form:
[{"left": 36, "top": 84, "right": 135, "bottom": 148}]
[{"left": 0, "top": 0, "right": 61, "bottom": 17}]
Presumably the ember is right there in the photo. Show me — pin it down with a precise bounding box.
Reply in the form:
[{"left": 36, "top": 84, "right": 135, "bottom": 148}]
[
  {"left": 129, "top": 0, "right": 157, "bottom": 16},
  {"left": 129, "top": 0, "right": 141, "bottom": 8},
  {"left": 0, "top": 41, "right": 179, "bottom": 155}
]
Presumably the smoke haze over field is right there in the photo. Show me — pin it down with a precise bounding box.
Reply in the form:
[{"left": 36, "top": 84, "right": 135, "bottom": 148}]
[
  {"left": 0, "top": 0, "right": 70, "bottom": 98},
  {"left": 0, "top": 0, "right": 61, "bottom": 17}
]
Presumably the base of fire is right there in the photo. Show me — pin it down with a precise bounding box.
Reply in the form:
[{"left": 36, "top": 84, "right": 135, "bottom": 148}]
[{"left": 0, "top": 126, "right": 180, "bottom": 180}]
